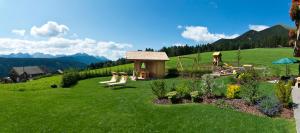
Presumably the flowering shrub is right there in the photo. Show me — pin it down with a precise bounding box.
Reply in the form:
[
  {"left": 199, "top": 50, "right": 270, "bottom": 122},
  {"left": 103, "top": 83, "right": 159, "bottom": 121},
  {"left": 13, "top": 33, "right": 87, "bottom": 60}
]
[
  {"left": 238, "top": 69, "right": 259, "bottom": 84},
  {"left": 190, "top": 91, "right": 200, "bottom": 102},
  {"left": 166, "top": 91, "right": 178, "bottom": 103},
  {"left": 166, "top": 91, "right": 178, "bottom": 99},
  {"left": 226, "top": 85, "right": 241, "bottom": 99}
]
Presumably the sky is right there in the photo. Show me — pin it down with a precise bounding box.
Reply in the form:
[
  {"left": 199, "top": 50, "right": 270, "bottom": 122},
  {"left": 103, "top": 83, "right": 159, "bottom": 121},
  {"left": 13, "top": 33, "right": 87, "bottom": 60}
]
[{"left": 0, "top": 0, "right": 294, "bottom": 60}]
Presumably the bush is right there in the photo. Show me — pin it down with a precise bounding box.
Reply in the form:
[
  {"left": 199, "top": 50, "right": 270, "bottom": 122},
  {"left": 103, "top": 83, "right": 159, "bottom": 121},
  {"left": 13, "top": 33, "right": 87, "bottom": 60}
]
[
  {"left": 61, "top": 70, "right": 80, "bottom": 88},
  {"left": 186, "top": 80, "right": 202, "bottom": 92},
  {"left": 226, "top": 84, "right": 240, "bottom": 99},
  {"left": 240, "top": 81, "right": 261, "bottom": 105},
  {"left": 166, "top": 91, "right": 178, "bottom": 103},
  {"left": 150, "top": 80, "right": 167, "bottom": 99},
  {"left": 238, "top": 69, "right": 259, "bottom": 84},
  {"left": 190, "top": 91, "right": 201, "bottom": 102},
  {"left": 201, "top": 74, "right": 217, "bottom": 98},
  {"left": 168, "top": 82, "right": 177, "bottom": 91},
  {"left": 258, "top": 95, "right": 282, "bottom": 117},
  {"left": 175, "top": 83, "right": 191, "bottom": 98},
  {"left": 275, "top": 80, "right": 293, "bottom": 108}
]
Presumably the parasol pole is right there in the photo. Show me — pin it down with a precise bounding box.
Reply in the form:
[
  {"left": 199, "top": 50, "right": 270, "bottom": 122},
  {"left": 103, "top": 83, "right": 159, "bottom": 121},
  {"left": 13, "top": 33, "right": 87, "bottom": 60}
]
[{"left": 286, "top": 64, "right": 288, "bottom": 76}]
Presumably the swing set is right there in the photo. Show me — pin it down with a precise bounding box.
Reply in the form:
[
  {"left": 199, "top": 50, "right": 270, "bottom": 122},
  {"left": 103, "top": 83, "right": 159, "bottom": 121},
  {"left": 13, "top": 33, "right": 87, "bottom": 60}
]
[{"left": 176, "top": 52, "right": 203, "bottom": 72}]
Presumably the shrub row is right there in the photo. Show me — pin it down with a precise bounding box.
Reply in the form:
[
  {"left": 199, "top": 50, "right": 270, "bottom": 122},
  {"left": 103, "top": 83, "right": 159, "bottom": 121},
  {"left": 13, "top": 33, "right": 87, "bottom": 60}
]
[
  {"left": 151, "top": 74, "right": 223, "bottom": 103},
  {"left": 61, "top": 67, "right": 133, "bottom": 88}
]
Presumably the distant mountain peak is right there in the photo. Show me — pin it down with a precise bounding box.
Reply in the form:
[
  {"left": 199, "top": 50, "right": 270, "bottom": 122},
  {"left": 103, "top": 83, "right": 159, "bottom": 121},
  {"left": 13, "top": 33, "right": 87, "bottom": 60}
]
[
  {"left": 212, "top": 24, "right": 289, "bottom": 48},
  {"left": 272, "top": 24, "right": 292, "bottom": 30},
  {"left": 0, "top": 52, "right": 110, "bottom": 65}
]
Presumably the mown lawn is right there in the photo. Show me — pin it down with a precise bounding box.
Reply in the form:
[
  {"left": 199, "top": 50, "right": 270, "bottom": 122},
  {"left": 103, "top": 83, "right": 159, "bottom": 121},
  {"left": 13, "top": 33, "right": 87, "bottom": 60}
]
[
  {"left": 88, "top": 48, "right": 300, "bottom": 76},
  {"left": 167, "top": 48, "right": 300, "bottom": 75},
  {"left": 0, "top": 76, "right": 295, "bottom": 133}
]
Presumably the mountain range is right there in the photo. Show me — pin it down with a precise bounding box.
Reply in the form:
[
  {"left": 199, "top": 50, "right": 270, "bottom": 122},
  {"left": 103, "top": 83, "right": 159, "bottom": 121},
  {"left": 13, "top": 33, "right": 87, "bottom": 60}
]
[
  {"left": 0, "top": 24, "right": 291, "bottom": 77},
  {"left": 0, "top": 53, "right": 110, "bottom": 77},
  {"left": 211, "top": 25, "right": 290, "bottom": 50},
  {"left": 0, "top": 53, "right": 110, "bottom": 65}
]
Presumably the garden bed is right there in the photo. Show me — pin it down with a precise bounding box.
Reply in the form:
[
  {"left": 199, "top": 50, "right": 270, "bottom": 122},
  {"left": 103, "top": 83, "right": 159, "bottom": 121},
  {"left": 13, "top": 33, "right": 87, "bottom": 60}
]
[
  {"left": 151, "top": 68, "right": 295, "bottom": 120},
  {"left": 153, "top": 97, "right": 294, "bottom": 119}
]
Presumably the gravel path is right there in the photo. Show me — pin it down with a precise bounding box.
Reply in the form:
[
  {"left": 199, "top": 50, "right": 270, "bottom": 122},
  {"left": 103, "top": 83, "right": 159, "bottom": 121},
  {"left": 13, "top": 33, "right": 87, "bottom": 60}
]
[{"left": 292, "top": 86, "right": 300, "bottom": 133}]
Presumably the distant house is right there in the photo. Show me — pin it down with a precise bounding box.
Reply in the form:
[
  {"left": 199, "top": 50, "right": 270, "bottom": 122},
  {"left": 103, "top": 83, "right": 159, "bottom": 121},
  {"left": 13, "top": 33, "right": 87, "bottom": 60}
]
[
  {"left": 10, "top": 66, "right": 46, "bottom": 82},
  {"left": 125, "top": 51, "right": 169, "bottom": 79},
  {"left": 1, "top": 77, "right": 13, "bottom": 83}
]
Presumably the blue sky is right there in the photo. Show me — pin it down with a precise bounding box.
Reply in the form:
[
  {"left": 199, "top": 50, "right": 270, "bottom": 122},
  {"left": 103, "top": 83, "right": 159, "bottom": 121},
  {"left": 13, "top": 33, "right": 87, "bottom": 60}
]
[{"left": 0, "top": 0, "right": 294, "bottom": 59}]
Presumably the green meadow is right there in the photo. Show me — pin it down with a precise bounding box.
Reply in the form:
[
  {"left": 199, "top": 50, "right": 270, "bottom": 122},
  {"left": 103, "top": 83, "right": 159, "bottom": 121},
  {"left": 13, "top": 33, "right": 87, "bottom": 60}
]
[{"left": 0, "top": 48, "right": 297, "bottom": 132}]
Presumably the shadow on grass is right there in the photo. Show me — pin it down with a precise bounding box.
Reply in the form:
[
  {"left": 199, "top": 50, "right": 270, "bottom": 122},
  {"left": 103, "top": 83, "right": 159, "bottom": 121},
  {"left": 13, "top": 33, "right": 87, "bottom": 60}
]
[{"left": 104, "top": 85, "right": 137, "bottom": 90}]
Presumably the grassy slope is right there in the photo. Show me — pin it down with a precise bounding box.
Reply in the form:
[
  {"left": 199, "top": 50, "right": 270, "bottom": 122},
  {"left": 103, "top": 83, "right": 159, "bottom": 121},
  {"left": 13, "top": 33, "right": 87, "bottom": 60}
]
[
  {"left": 0, "top": 48, "right": 297, "bottom": 132},
  {"left": 167, "top": 48, "right": 299, "bottom": 75},
  {"left": 0, "top": 77, "right": 295, "bottom": 132},
  {"left": 88, "top": 48, "right": 299, "bottom": 75}
]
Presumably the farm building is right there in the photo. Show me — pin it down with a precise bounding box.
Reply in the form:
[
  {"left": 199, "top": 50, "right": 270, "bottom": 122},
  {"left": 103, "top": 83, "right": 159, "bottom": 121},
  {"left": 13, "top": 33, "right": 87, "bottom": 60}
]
[
  {"left": 125, "top": 51, "right": 169, "bottom": 79},
  {"left": 9, "top": 66, "right": 46, "bottom": 82}
]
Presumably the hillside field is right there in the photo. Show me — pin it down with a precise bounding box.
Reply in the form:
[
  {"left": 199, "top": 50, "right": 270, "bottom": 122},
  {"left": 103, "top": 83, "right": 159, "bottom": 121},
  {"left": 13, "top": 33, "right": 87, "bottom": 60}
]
[{"left": 0, "top": 48, "right": 297, "bottom": 132}]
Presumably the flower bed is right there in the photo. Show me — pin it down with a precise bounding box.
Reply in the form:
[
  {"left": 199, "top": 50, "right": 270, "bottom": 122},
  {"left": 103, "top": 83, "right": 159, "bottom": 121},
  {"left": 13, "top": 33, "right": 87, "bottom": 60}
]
[
  {"left": 153, "top": 96, "right": 293, "bottom": 119},
  {"left": 151, "top": 71, "right": 294, "bottom": 119}
]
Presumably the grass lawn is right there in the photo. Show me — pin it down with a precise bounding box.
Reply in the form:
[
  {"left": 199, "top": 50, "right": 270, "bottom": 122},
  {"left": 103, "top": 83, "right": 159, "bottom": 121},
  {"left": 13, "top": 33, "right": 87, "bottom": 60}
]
[
  {"left": 0, "top": 48, "right": 298, "bottom": 132},
  {"left": 0, "top": 76, "right": 295, "bottom": 133},
  {"left": 88, "top": 48, "right": 300, "bottom": 76},
  {"left": 167, "top": 48, "right": 300, "bottom": 75}
]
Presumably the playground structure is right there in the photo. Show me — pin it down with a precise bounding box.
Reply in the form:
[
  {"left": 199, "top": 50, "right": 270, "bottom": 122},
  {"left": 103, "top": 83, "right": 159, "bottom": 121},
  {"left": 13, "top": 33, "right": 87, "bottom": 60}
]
[
  {"left": 175, "top": 51, "right": 261, "bottom": 77},
  {"left": 212, "top": 52, "right": 222, "bottom": 66},
  {"left": 176, "top": 53, "right": 201, "bottom": 72},
  {"left": 176, "top": 53, "right": 213, "bottom": 78}
]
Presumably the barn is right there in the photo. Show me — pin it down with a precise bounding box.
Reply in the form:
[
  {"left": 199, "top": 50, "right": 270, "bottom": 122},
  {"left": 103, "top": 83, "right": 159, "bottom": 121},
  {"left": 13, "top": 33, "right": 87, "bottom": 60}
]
[
  {"left": 125, "top": 51, "right": 169, "bottom": 79},
  {"left": 10, "top": 66, "right": 46, "bottom": 82}
]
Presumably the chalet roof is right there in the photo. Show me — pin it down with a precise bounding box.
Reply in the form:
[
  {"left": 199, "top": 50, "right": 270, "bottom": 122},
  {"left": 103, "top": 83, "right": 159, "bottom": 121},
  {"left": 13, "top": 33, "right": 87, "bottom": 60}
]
[
  {"left": 213, "top": 52, "right": 222, "bottom": 56},
  {"left": 125, "top": 51, "right": 169, "bottom": 61},
  {"left": 12, "top": 66, "right": 45, "bottom": 76}
]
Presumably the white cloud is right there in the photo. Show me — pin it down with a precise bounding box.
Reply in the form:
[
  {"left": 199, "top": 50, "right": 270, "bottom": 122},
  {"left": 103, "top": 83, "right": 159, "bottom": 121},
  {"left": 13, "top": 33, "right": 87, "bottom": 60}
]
[
  {"left": 248, "top": 25, "right": 269, "bottom": 31},
  {"left": 3, "top": 21, "right": 134, "bottom": 60},
  {"left": 181, "top": 26, "right": 239, "bottom": 43},
  {"left": 30, "top": 21, "right": 69, "bottom": 37},
  {"left": 0, "top": 37, "right": 132, "bottom": 60},
  {"left": 11, "top": 29, "right": 26, "bottom": 36},
  {"left": 172, "top": 43, "right": 185, "bottom": 47}
]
